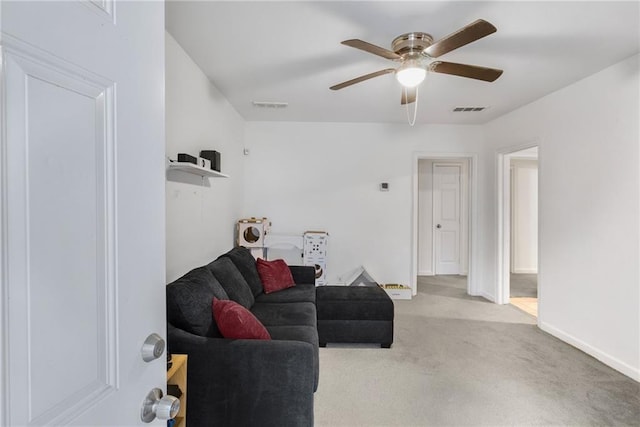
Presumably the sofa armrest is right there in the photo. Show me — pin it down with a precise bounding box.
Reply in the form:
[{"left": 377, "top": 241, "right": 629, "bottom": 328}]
[
  {"left": 289, "top": 265, "right": 316, "bottom": 285},
  {"left": 168, "top": 323, "right": 314, "bottom": 427}
]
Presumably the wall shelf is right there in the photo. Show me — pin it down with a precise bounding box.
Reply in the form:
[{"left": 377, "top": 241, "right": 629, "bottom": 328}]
[{"left": 168, "top": 161, "right": 229, "bottom": 178}]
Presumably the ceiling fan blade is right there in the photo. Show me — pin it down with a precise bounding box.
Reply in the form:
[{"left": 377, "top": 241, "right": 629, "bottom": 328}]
[
  {"left": 401, "top": 87, "right": 417, "bottom": 105},
  {"left": 430, "top": 61, "right": 503, "bottom": 82},
  {"left": 425, "top": 19, "right": 496, "bottom": 58},
  {"left": 341, "top": 39, "right": 401, "bottom": 61},
  {"left": 330, "top": 68, "right": 396, "bottom": 90}
]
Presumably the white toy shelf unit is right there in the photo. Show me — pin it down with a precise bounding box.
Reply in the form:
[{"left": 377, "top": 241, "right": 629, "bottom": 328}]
[{"left": 264, "top": 234, "right": 304, "bottom": 265}]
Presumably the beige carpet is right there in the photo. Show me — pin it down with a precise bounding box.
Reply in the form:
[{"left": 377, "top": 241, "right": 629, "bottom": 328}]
[{"left": 314, "top": 275, "right": 640, "bottom": 426}]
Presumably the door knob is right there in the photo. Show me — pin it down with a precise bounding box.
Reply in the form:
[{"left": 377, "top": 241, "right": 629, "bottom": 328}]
[
  {"left": 436, "top": 224, "right": 442, "bottom": 229},
  {"left": 141, "top": 388, "right": 180, "bottom": 423}
]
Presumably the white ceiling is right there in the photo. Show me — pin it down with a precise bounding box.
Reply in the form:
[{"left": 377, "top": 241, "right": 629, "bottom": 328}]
[{"left": 165, "top": 1, "right": 640, "bottom": 125}]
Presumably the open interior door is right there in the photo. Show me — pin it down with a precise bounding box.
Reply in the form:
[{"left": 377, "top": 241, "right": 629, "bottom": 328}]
[{"left": 1, "top": 1, "right": 167, "bottom": 425}]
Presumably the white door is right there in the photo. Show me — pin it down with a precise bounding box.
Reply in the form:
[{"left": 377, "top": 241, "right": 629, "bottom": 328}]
[
  {"left": 1, "top": 2, "right": 166, "bottom": 426},
  {"left": 433, "top": 164, "right": 461, "bottom": 275},
  {"left": 510, "top": 160, "right": 539, "bottom": 273}
]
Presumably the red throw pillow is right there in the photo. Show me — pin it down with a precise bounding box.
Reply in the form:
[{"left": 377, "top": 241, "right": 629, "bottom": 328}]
[
  {"left": 256, "top": 258, "right": 296, "bottom": 294},
  {"left": 212, "top": 298, "right": 271, "bottom": 340}
]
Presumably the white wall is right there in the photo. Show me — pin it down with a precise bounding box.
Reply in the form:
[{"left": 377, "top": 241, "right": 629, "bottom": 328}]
[
  {"left": 510, "top": 159, "right": 538, "bottom": 274},
  {"left": 418, "top": 160, "right": 434, "bottom": 275},
  {"left": 243, "top": 122, "right": 489, "bottom": 289},
  {"left": 165, "top": 32, "right": 245, "bottom": 282},
  {"left": 486, "top": 54, "right": 640, "bottom": 380}
]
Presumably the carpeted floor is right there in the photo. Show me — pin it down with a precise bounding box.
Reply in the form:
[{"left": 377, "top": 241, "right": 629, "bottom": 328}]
[{"left": 314, "top": 275, "right": 640, "bottom": 426}]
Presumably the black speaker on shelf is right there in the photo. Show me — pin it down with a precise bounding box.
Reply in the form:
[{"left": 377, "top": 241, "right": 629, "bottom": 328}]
[
  {"left": 200, "top": 150, "right": 221, "bottom": 172},
  {"left": 177, "top": 153, "right": 197, "bottom": 164}
]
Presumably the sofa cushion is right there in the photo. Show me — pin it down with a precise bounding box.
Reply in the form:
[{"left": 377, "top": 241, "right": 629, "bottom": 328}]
[
  {"left": 316, "top": 285, "right": 394, "bottom": 321},
  {"left": 257, "top": 258, "right": 296, "bottom": 294},
  {"left": 166, "top": 267, "right": 229, "bottom": 338},
  {"left": 288, "top": 265, "right": 317, "bottom": 285},
  {"left": 213, "top": 298, "right": 271, "bottom": 340},
  {"left": 266, "top": 325, "right": 319, "bottom": 391},
  {"left": 206, "top": 257, "right": 255, "bottom": 309},
  {"left": 251, "top": 302, "right": 317, "bottom": 328},
  {"left": 254, "top": 284, "right": 316, "bottom": 304},
  {"left": 218, "top": 246, "right": 264, "bottom": 297}
]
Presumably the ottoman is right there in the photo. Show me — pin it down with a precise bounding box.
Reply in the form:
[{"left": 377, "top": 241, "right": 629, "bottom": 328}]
[{"left": 316, "top": 286, "right": 394, "bottom": 348}]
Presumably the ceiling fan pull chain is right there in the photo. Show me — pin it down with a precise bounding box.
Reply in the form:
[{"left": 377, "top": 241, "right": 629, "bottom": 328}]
[{"left": 405, "top": 86, "right": 419, "bottom": 126}]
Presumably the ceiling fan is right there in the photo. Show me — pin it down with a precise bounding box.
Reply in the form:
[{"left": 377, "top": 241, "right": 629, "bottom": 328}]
[{"left": 330, "top": 19, "right": 503, "bottom": 105}]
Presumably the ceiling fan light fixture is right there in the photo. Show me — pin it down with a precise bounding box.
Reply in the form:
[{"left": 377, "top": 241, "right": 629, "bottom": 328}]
[
  {"left": 329, "top": 19, "right": 503, "bottom": 124},
  {"left": 395, "top": 62, "right": 426, "bottom": 88}
]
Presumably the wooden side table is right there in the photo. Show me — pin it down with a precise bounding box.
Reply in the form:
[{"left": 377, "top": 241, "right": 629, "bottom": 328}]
[{"left": 167, "top": 354, "right": 187, "bottom": 427}]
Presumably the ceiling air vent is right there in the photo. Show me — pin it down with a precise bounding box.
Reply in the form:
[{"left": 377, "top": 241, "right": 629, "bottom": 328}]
[
  {"left": 453, "top": 106, "right": 487, "bottom": 112},
  {"left": 252, "top": 101, "right": 288, "bottom": 109}
]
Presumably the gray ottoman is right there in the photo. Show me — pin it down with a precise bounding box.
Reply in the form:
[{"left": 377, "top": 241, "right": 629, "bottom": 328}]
[{"left": 316, "top": 286, "right": 394, "bottom": 348}]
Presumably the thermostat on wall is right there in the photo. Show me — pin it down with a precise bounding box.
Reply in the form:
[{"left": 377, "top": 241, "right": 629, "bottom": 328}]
[{"left": 380, "top": 182, "right": 389, "bottom": 191}]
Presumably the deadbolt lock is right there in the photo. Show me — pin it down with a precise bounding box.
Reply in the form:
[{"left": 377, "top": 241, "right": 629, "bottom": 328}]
[{"left": 141, "top": 333, "right": 165, "bottom": 362}]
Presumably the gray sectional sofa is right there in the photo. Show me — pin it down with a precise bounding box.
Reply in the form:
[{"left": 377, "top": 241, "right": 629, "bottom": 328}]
[{"left": 166, "top": 246, "right": 318, "bottom": 427}]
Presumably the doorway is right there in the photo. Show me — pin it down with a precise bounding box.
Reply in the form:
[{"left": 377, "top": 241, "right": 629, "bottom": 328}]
[
  {"left": 412, "top": 154, "right": 475, "bottom": 296},
  {"left": 497, "top": 145, "right": 539, "bottom": 317},
  {"left": 510, "top": 156, "right": 538, "bottom": 316}
]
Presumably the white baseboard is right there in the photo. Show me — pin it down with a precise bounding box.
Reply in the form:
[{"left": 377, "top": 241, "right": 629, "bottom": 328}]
[
  {"left": 418, "top": 270, "right": 434, "bottom": 276},
  {"left": 480, "top": 291, "right": 495, "bottom": 302},
  {"left": 512, "top": 268, "right": 538, "bottom": 274},
  {"left": 419, "top": 271, "right": 472, "bottom": 276},
  {"left": 539, "top": 321, "right": 640, "bottom": 382}
]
